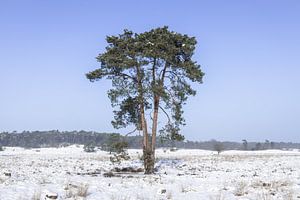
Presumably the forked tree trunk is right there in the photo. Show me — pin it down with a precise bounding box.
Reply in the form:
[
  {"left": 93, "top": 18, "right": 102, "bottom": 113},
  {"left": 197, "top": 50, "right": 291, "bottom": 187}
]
[
  {"left": 137, "top": 64, "right": 155, "bottom": 174},
  {"left": 138, "top": 61, "right": 166, "bottom": 174},
  {"left": 144, "top": 62, "right": 167, "bottom": 174},
  {"left": 143, "top": 96, "right": 159, "bottom": 174},
  {"left": 140, "top": 104, "right": 154, "bottom": 174},
  {"left": 139, "top": 99, "right": 158, "bottom": 174}
]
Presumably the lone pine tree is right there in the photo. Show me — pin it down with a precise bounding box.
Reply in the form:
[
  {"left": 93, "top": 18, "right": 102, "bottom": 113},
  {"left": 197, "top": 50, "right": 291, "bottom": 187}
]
[{"left": 86, "top": 26, "right": 204, "bottom": 174}]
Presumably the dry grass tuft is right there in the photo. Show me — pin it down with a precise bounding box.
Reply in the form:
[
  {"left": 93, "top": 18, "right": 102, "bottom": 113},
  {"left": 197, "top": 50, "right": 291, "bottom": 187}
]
[
  {"left": 64, "top": 182, "right": 89, "bottom": 198},
  {"left": 77, "top": 183, "right": 89, "bottom": 197},
  {"left": 234, "top": 181, "right": 248, "bottom": 196},
  {"left": 31, "top": 188, "right": 42, "bottom": 200}
]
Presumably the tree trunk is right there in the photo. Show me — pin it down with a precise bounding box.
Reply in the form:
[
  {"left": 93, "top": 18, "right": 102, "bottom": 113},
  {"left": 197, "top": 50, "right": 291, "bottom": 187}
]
[
  {"left": 142, "top": 95, "right": 159, "bottom": 174},
  {"left": 136, "top": 64, "right": 155, "bottom": 174},
  {"left": 144, "top": 61, "right": 167, "bottom": 174},
  {"left": 143, "top": 147, "right": 154, "bottom": 174},
  {"left": 140, "top": 104, "right": 154, "bottom": 174},
  {"left": 140, "top": 105, "right": 148, "bottom": 153},
  {"left": 151, "top": 96, "right": 160, "bottom": 161}
]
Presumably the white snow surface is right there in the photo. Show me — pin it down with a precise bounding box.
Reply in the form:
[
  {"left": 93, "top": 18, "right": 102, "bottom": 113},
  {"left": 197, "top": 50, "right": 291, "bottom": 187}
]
[{"left": 1, "top": 146, "right": 300, "bottom": 199}]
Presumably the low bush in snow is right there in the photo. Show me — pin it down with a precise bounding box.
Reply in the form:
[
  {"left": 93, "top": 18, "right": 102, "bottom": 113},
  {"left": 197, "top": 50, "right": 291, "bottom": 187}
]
[{"left": 83, "top": 142, "right": 96, "bottom": 153}]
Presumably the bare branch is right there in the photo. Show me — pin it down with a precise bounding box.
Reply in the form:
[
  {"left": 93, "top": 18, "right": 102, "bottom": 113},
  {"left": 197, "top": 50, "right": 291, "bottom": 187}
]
[
  {"left": 159, "top": 105, "right": 171, "bottom": 123},
  {"left": 124, "top": 128, "right": 137, "bottom": 137}
]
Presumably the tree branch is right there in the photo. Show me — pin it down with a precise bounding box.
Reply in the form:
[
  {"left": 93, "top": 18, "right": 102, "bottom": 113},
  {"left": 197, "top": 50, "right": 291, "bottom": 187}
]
[
  {"left": 87, "top": 69, "right": 137, "bottom": 83},
  {"left": 159, "top": 105, "right": 171, "bottom": 124},
  {"left": 124, "top": 128, "right": 137, "bottom": 137},
  {"left": 115, "top": 72, "right": 137, "bottom": 82},
  {"left": 159, "top": 62, "right": 169, "bottom": 83}
]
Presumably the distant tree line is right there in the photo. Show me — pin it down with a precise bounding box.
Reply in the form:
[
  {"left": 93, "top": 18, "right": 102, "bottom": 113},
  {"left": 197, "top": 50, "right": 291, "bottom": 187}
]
[{"left": 0, "top": 131, "right": 300, "bottom": 150}]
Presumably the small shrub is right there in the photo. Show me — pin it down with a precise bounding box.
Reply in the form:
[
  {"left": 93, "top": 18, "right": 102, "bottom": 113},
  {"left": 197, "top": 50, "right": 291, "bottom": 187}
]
[
  {"left": 105, "top": 133, "right": 128, "bottom": 154},
  {"left": 110, "top": 150, "right": 130, "bottom": 164},
  {"left": 0, "top": 146, "right": 4, "bottom": 151},
  {"left": 105, "top": 134, "right": 130, "bottom": 164},
  {"left": 214, "top": 142, "right": 224, "bottom": 155},
  {"left": 59, "top": 142, "right": 70, "bottom": 147},
  {"left": 83, "top": 142, "right": 96, "bottom": 153}
]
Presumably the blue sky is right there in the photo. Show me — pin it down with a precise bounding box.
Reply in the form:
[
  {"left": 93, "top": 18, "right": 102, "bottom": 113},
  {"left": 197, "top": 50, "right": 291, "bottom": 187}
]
[{"left": 0, "top": 0, "right": 299, "bottom": 142}]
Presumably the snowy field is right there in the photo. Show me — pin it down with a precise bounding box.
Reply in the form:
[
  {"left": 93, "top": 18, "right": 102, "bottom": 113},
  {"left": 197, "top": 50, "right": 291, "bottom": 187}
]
[{"left": 1, "top": 146, "right": 300, "bottom": 200}]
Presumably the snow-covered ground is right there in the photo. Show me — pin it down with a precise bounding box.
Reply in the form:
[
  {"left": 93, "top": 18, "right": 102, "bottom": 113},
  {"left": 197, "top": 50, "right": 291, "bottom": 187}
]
[{"left": 1, "top": 146, "right": 300, "bottom": 200}]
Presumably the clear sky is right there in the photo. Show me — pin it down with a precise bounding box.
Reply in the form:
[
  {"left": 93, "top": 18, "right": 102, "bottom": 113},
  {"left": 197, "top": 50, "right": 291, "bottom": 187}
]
[{"left": 0, "top": 0, "right": 299, "bottom": 142}]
